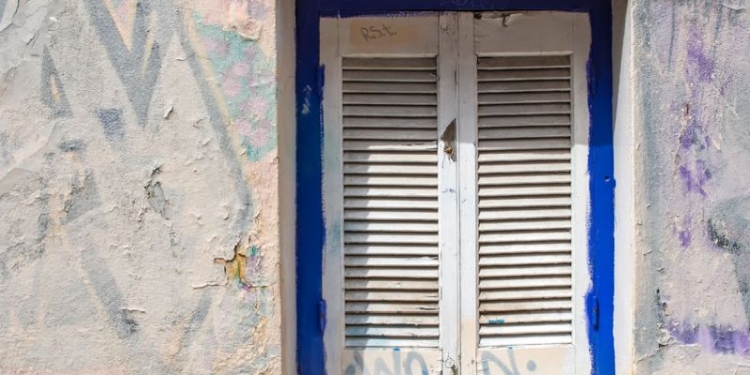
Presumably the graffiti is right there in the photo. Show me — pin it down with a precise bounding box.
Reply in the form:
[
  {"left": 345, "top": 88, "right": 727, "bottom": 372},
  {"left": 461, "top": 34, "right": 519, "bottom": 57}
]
[
  {"left": 344, "top": 349, "right": 432, "bottom": 375},
  {"left": 185, "top": 4, "right": 277, "bottom": 161},
  {"left": 0, "top": 0, "right": 279, "bottom": 373},
  {"left": 481, "top": 350, "right": 537, "bottom": 375},
  {"left": 40, "top": 47, "right": 72, "bottom": 118},
  {"left": 96, "top": 108, "right": 125, "bottom": 143},
  {"left": 360, "top": 24, "right": 398, "bottom": 42},
  {"left": 637, "top": 0, "right": 750, "bottom": 370},
  {"left": 84, "top": 0, "right": 165, "bottom": 126}
]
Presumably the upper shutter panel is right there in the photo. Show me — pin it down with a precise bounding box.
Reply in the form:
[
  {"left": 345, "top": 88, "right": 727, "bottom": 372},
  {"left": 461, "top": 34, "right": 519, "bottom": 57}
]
[
  {"left": 342, "top": 57, "right": 440, "bottom": 348},
  {"left": 476, "top": 55, "right": 574, "bottom": 347}
]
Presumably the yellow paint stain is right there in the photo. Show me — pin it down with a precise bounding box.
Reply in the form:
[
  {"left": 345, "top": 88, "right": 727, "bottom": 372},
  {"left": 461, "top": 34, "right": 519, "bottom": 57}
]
[
  {"left": 102, "top": 0, "right": 139, "bottom": 50},
  {"left": 215, "top": 245, "right": 247, "bottom": 285}
]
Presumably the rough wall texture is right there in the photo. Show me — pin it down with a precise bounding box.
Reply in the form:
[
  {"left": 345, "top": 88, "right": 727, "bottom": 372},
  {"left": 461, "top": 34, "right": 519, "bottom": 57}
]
[
  {"left": 0, "top": 0, "right": 281, "bottom": 374},
  {"left": 635, "top": 0, "right": 750, "bottom": 373}
]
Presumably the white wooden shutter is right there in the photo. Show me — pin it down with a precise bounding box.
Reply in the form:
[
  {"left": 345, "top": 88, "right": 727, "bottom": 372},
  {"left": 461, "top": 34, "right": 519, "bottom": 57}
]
[
  {"left": 321, "top": 15, "right": 458, "bottom": 375},
  {"left": 342, "top": 56, "right": 441, "bottom": 348},
  {"left": 476, "top": 54, "right": 574, "bottom": 347},
  {"left": 459, "top": 12, "right": 592, "bottom": 375}
]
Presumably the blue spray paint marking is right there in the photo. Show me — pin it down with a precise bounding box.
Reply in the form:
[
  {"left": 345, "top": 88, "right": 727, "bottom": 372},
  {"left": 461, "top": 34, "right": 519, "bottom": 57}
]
[
  {"left": 296, "top": 1, "right": 614, "bottom": 375},
  {"left": 488, "top": 318, "right": 505, "bottom": 325},
  {"left": 586, "top": 3, "right": 615, "bottom": 375},
  {"left": 296, "top": 0, "right": 325, "bottom": 373}
]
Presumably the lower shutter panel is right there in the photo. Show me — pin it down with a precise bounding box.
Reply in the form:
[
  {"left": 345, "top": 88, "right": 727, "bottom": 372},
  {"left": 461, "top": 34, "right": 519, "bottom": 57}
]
[
  {"left": 342, "top": 57, "right": 440, "bottom": 348},
  {"left": 476, "top": 55, "right": 574, "bottom": 347}
]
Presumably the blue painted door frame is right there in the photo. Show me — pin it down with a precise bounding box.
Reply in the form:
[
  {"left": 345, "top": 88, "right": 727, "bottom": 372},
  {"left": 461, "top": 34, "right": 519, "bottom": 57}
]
[{"left": 295, "top": 1, "right": 614, "bottom": 374}]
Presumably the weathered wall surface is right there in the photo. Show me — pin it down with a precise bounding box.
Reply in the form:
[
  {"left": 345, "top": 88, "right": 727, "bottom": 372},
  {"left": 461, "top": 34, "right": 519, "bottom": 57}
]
[
  {"left": 0, "top": 0, "right": 283, "bottom": 374},
  {"left": 635, "top": 0, "right": 750, "bottom": 373}
]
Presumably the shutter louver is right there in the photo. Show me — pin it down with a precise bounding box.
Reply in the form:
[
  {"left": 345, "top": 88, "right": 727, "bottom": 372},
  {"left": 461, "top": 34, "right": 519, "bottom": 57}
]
[
  {"left": 342, "top": 57, "right": 440, "bottom": 348},
  {"left": 476, "top": 55, "right": 574, "bottom": 347}
]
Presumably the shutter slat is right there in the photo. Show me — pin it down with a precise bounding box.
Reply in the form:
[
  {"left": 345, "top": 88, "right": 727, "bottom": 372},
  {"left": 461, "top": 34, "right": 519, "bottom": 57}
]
[
  {"left": 346, "top": 302, "right": 439, "bottom": 314},
  {"left": 346, "top": 326, "right": 440, "bottom": 338},
  {"left": 344, "top": 117, "right": 437, "bottom": 129},
  {"left": 478, "top": 219, "right": 571, "bottom": 232},
  {"left": 479, "top": 289, "right": 573, "bottom": 301},
  {"left": 479, "top": 174, "right": 571, "bottom": 186},
  {"left": 478, "top": 127, "right": 571, "bottom": 140},
  {"left": 344, "top": 211, "right": 439, "bottom": 222},
  {"left": 479, "top": 277, "right": 572, "bottom": 290},
  {"left": 345, "top": 233, "right": 439, "bottom": 244},
  {"left": 343, "top": 140, "right": 437, "bottom": 151},
  {"left": 345, "top": 221, "right": 439, "bottom": 232},
  {"left": 343, "top": 82, "right": 437, "bottom": 94},
  {"left": 479, "top": 243, "right": 570, "bottom": 255},
  {"left": 479, "top": 185, "right": 571, "bottom": 198},
  {"left": 479, "top": 323, "right": 572, "bottom": 336},
  {"left": 479, "top": 335, "right": 572, "bottom": 347},
  {"left": 479, "top": 231, "right": 572, "bottom": 243},
  {"left": 344, "top": 105, "right": 437, "bottom": 118},
  {"left": 346, "top": 279, "right": 438, "bottom": 290},
  {"left": 344, "top": 152, "right": 436, "bottom": 163},
  {"left": 345, "top": 256, "right": 439, "bottom": 267},
  {"left": 479, "top": 103, "right": 571, "bottom": 117},
  {"left": 477, "top": 56, "right": 570, "bottom": 70},
  {"left": 345, "top": 245, "right": 437, "bottom": 256},
  {"left": 477, "top": 196, "right": 572, "bottom": 209},
  {"left": 479, "top": 115, "right": 571, "bottom": 128},
  {"left": 480, "top": 311, "right": 573, "bottom": 324},
  {"left": 344, "top": 164, "right": 437, "bottom": 174},
  {"left": 346, "top": 291, "right": 439, "bottom": 302},
  {"left": 346, "top": 314, "right": 439, "bottom": 325},
  {"left": 478, "top": 150, "right": 571, "bottom": 163},
  {"left": 478, "top": 254, "right": 571, "bottom": 267},
  {"left": 345, "top": 175, "right": 438, "bottom": 187},
  {"left": 342, "top": 57, "right": 440, "bottom": 349},
  {"left": 478, "top": 266, "right": 572, "bottom": 278},
  {"left": 479, "top": 299, "right": 572, "bottom": 313},
  {"left": 346, "top": 268, "right": 439, "bottom": 279},
  {"left": 346, "top": 338, "right": 439, "bottom": 348},
  {"left": 343, "top": 57, "right": 436, "bottom": 70},
  {"left": 478, "top": 80, "right": 571, "bottom": 93},
  {"left": 344, "top": 198, "right": 438, "bottom": 210},
  {"left": 478, "top": 208, "right": 571, "bottom": 221},
  {"left": 344, "top": 93, "right": 437, "bottom": 105},
  {"left": 478, "top": 92, "right": 570, "bottom": 105},
  {"left": 477, "top": 68, "right": 570, "bottom": 81},
  {"left": 477, "top": 55, "right": 574, "bottom": 346},
  {"left": 343, "top": 70, "right": 438, "bottom": 82}
]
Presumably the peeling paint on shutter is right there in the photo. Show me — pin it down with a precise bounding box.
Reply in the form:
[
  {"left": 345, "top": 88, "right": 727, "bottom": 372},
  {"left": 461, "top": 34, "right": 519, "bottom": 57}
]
[
  {"left": 341, "top": 57, "right": 440, "bottom": 348},
  {"left": 476, "top": 55, "right": 574, "bottom": 347}
]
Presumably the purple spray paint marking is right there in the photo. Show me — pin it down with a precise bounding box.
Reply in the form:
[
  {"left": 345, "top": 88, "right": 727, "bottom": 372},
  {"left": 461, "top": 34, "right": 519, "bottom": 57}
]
[{"left": 669, "top": 321, "right": 750, "bottom": 357}]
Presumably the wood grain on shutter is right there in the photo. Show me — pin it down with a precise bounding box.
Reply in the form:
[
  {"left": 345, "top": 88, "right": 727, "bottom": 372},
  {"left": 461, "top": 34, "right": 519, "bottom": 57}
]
[
  {"left": 342, "top": 57, "right": 440, "bottom": 348},
  {"left": 476, "top": 55, "right": 573, "bottom": 347}
]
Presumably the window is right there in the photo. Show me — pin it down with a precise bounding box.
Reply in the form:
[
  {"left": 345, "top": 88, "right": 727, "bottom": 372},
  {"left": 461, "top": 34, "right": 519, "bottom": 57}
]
[{"left": 321, "top": 12, "right": 591, "bottom": 375}]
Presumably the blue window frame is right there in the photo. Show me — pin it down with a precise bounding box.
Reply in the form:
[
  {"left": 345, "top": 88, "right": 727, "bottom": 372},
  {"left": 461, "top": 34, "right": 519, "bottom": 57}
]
[{"left": 295, "top": 1, "right": 614, "bottom": 374}]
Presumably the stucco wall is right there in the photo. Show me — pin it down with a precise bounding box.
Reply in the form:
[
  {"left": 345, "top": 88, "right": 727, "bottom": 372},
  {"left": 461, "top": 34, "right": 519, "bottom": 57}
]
[
  {"left": 0, "top": 0, "right": 283, "bottom": 374},
  {"left": 634, "top": 0, "right": 750, "bottom": 373}
]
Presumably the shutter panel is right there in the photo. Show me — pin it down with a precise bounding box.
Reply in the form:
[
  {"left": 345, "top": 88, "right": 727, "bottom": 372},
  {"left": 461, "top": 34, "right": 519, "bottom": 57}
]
[
  {"left": 321, "top": 15, "right": 451, "bottom": 375},
  {"left": 461, "top": 12, "right": 592, "bottom": 375},
  {"left": 476, "top": 55, "right": 574, "bottom": 347},
  {"left": 342, "top": 56, "right": 440, "bottom": 348}
]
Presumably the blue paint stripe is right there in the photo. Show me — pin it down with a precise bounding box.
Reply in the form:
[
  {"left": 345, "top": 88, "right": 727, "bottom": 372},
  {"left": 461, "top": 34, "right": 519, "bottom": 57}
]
[
  {"left": 320, "top": 0, "right": 591, "bottom": 14},
  {"left": 296, "top": 2, "right": 615, "bottom": 375},
  {"left": 586, "top": 3, "right": 615, "bottom": 375},
  {"left": 296, "top": 0, "right": 326, "bottom": 374}
]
